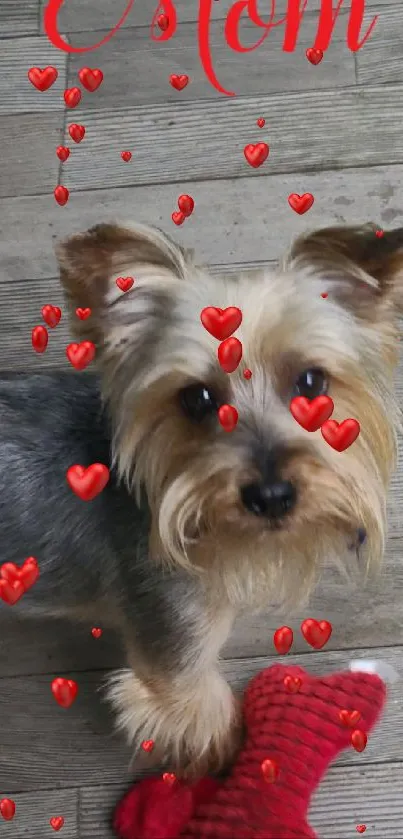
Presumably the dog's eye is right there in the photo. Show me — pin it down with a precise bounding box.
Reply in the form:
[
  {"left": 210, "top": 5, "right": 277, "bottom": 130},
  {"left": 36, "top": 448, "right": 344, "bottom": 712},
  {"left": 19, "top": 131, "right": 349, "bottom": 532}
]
[
  {"left": 180, "top": 383, "right": 219, "bottom": 422},
  {"left": 294, "top": 368, "right": 328, "bottom": 399}
]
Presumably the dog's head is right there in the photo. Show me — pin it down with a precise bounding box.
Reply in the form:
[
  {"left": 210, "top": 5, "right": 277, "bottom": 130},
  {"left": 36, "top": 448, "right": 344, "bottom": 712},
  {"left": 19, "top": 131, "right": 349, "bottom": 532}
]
[{"left": 56, "top": 222, "right": 403, "bottom": 607}]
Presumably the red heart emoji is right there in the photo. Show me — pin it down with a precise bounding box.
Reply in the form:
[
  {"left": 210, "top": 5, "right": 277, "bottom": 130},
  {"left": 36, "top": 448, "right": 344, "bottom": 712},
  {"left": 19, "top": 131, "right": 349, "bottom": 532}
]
[
  {"left": 68, "top": 123, "right": 85, "bottom": 143},
  {"left": 32, "top": 325, "right": 49, "bottom": 353},
  {"left": 177, "top": 194, "right": 194, "bottom": 217},
  {"left": 243, "top": 369, "right": 252, "bottom": 379},
  {"left": 157, "top": 13, "right": 170, "bottom": 31},
  {"left": 200, "top": 306, "right": 242, "bottom": 340},
  {"left": 66, "top": 463, "right": 110, "bottom": 501},
  {"left": 339, "top": 709, "right": 361, "bottom": 728},
  {"left": 141, "top": 739, "right": 155, "bottom": 753},
  {"left": 217, "top": 337, "right": 243, "bottom": 374},
  {"left": 321, "top": 418, "right": 360, "bottom": 452},
  {"left": 56, "top": 145, "right": 70, "bottom": 162},
  {"left": 288, "top": 193, "right": 314, "bottom": 214},
  {"left": 1, "top": 557, "right": 39, "bottom": 590},
  {"left": 356, "top": 826, "right": 367, "bottom": 834},
  {"left": 257, "top": 117, "right": 265, "bottom": 128},
  {"left": 273, "top": 626, "right": 293, "bottom": 655},
  {"left": 172, "top": 211, "right": 185, "bottom": 226},
  {"left": 116, "top": 276, "right": 134, "bottom": 292},
  {"left": 91, "top": 627, "right": 102, "bottom": 638},
  {"left": 375, "top": 229, "right": 384, "bottom": 237},
  {"left": 42, "top": 304, "right": 61, "bottom": 328},
  {"left": 66, "top": 341, "right": 95, "bottom": 370},
  {"left": 301, "top": 618, "right": 332, "bottom": 649},
  {"left": 28, "top": 66, "right": 58, "bottom": 91},
  {"left": 290, "top": 395, "right": 334, "bottom": 432},
  {"left": 244, "top": 142, "right": 269, "bottom": 168},
  {"left": 351, "top": 729, "right": 367, "bottom": 752},
  {"left": 162, "top": 773, "right": 177, "bottom": 785},
  {"left": 261, "top": 758, "right": 279, "bottom": 783},
  {"left": 121, "top": 151, "right": 132, "bottom": 162},
  {"left": 78, "top": 67, "right": 103, "bottom": 91},
  {"left": 64, "top": 87, "right": 81, "bottom": 108},
  {"left": 283, "top": 675, "right": 302, "bottom": 693},
  {"left": 0, "top": 578, "right": 25, "bottom": 605},
  {"left": 51, "top": 677, "right": 78, "bottom": 708},
  {"left": 0, "top": 798, "right": 16, "bottom": 821},
  {"left": 306, "top": 48, "right": 324, "bottom": 65},
  {"left": 54, "top": 185, "right": 69, "bottom": 206},
  {"left": 169, "top": 74, "right": 189, "bottom": 91},
  {"left": 218, "top": 404, "right": 238, "bottom": 432},
  {"left": 76, "top": 307, "right": 92, "bottom": 320},
  {"left": 50, "top": 816, "right": 65, "bottom": 831},
  {"left": 321, "top": 292, "right": 328, "bottom": 298}
]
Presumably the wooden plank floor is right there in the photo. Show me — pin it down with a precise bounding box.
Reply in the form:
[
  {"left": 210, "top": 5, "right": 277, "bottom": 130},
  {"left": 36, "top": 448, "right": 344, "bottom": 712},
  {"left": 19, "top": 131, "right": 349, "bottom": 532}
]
[{"left": 1, "top": 1, "right": 403, "bottom": 836}]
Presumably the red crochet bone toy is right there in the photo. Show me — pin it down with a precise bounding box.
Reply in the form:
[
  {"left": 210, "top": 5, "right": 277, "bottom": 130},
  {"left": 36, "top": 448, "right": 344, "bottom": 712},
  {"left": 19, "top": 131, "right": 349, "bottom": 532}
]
[{"left": 113, "top": 661, "right": 389, "bottom": 839}]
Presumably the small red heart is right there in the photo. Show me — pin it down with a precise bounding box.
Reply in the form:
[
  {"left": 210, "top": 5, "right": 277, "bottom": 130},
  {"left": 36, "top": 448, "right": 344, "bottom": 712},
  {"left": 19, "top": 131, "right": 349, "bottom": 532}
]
[
  {"left": 273, "top": 626, "right": 293, "bottom": 655},
  {"left": 244, "top": 142, "right": 269, "bottom": 168},
  {"left": 162, "top": 773, "right": 177, "bottom": 785},
  {"left": 64, "top": 87, "right": 81, "bottom": 108},
  {"left": 32, "top": 325, "right": 49, "bottom": 353},
  {"left": 91, "top": 627, "right": 102, "bottom": 638},
  {"left": 321, "top": 418, "right": 360, "bottom": 452},
  {"left": 0, "top": 798, "right": 16, "bottom": 821},
  {"left": 0, "top": 578, "right": 25, "bottom": 605},
  {"left": 50, "top": 815, "right": 65, "bottom": 831},
  {"left": 78, "top": 67, "right": 103, "bottom": 92},
  {"left": 375, "top": 229, "right": 384, "bottom": 237},
  {"left": 68, "top": 123, "right": 85, "bottom": 143},
  {"left": 261, "top": 758, "right": 279, "bottom": 783},
  {"left": 306, "top": 48, "right": 324, "bottom": 65},
  {"left": 54, "top": 185, "right": 69, "bottom": 206},
  {"left": 290, "top": 395, "right": 334, "bottom": 433},
  {"left": 351, "top": 729, "right": 367, "bottom": 753},
  {"left": 66, "top": 341, "right": 95, "bottom": 370},
  {"left": 28, "top": 66, "right": 58, "bottom": 91},
  {"left": 339, "top": 709, "right": 361, "bottom": 728},
  {"left": 169, "top": 74, "right": 189, "bottom": 91},
  {"left": 321, "top": 292, "right": 328, "bottom": 298},
  {"left": 288, "top": 193, "right": 314, "bottom": 214},
  {"left": 116, "top": 276, "right": 134, "bottom": 292},
  {"left": 243, "top": 369, "right": 252, "bottom": 379},
  {"left": 200, "top": 306, "right": 242, "bottom": 340},
  {"left": 76, "top": 307, "right": 92, "bottom": 320},
  {"left": 121, "top": 151, "right": 132, "bottom": 162},
  {"left": 177, "top": 194, "right": 194, "bottom": 217},
  {"left": 141, "top": 739, "right": 155, "bottom": 753},
  {"left": 283, "top": 675, "right": 302, "bottom": 693},
  {"left": 1, "top": 557, "right": 39, "bottom": 591},
  {"left": 157, "top": 13, "right": 170, "bottom": 31},
  {"left": 257, "top": 117, "right": 265, "bottom": 128},
  {"left": 217, "top": 337, "right": 243, "bottom": 374},
  {"left": 172, "top": 211, "right": 185, "bottom": 226},
  {"left": 56, "top": 145, "right": 70, "bottom": 162},
  {"left": 218, "top": 404, "right": 238, "bottom": 432},
  {"left": 301, "top": 618, "right": 332, "bottom": 649},
  {"left": 51, "top": 677, "right": 78, "bottom": 708},
  {"left": 67, "top": 463, "right": 110, "bottom": 501},
  {"left": 42, "top": 304, "right": 61, "bottom": 328},
  {"left": 356, "top": 826, "right": 367, "bottom": 834}
]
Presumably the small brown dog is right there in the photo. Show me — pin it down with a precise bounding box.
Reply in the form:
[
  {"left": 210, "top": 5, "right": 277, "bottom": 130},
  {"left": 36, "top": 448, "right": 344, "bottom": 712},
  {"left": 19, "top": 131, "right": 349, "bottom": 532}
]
[{"left": 3, "top": 222, "right": 401, "bottom": 779}]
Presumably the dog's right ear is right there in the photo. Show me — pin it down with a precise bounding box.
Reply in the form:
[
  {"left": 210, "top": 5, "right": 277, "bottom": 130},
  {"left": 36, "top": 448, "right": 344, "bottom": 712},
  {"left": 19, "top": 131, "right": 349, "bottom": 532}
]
[{"left": 56, "top": 222, "right": 191, "bottom": 346}]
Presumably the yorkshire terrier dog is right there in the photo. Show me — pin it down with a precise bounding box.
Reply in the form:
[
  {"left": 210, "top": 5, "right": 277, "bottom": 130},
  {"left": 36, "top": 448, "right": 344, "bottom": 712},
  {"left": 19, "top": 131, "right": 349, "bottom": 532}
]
[{"left": 1, "top": 221, "right": 402, "bottom": 777}]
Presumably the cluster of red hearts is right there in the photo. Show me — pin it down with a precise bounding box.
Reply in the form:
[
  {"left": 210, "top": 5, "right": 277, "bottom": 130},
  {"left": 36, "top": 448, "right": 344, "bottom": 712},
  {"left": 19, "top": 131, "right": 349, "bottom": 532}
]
[
  {"left": 242, "top": 139, "right": 314, "bottom": 215},
  {"left": 200, "top": 305, "right": 244, "bottom": 432},
  {"left": 171, "top": 193, "right": 195, "bottom": 226},
  {"left": 290, "top": 394, "right": 360, "bottom": 453},
  {"left": 28, "top": 65, "right": 104, "bottom": 207},
  {"left": 31, "top": 303, "right": 96, "bottom": 370}
]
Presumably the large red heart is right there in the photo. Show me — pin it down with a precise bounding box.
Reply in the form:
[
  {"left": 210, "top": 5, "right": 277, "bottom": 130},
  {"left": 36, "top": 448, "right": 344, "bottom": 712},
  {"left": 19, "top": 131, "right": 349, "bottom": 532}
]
[
  {"left": 200, "top": 307, "right": 242, "bottom": 340},
  {"left": 78, "top": 67, "right": 103, "bottom": 91},
  {"left": 306, "top": 48, "right": 324, "bottom": 65},
  {"left": 28, "top": 66, "right": 58, "bottom": 91},
  {"left": 51, "top": 677, "right": 78, "bottom": 708},
  {"left": 54, "top": 186, "right": 69, "bottom": 206},
  {"left": 32, "top": 325, "right": 49, "bottom": 353},
  {"left": 0, "top": 798, "right": 15, "bottom": 821},
  {"left": 273, "top": 626, "right": 293, "bottom": 655},
  {"left": 301, "top": 618, "right": 332, "bottom": 649},
  {"left": 217, "top": 337, "right": 242, "bottom": 373},
  {"left": 321, "top": 418, "right": 360, "bottom": 452},
  {"left": 351, "top": 729, "right": 367, "bottom": 752},
  {"left": 288, "top": 193, "right": 314, "bottom": 214},
  {"left": 64, "top": 87, "right": 82, "bottom": 108},
  {"left": 66, "top": 463, "right": 110, "bottom": 501},
  {"left": 177, "top": 194, "right": 194, "bottom": 217},
  {"left": 218, "top": 404, "right": 238, "bottom": 432},
  {"left": 56, "top": 146, "right": 70, "bottom": 162},
  {"left": 116, "top": 276, "right": 134, "bottom": 292},
  {"left": 42, "top": 304, "right": 61, "bottom": 328},
  {"left": 68, "top": 123, "right": 85, "bottom": 143},
  {"left": 66, "top": 341, "right": 95, "bottom": 370},
  {"left": 169, "top": 74, "right": 189, "bottom": 90},
  {"left": 50, "top": 816, "right": 65, "bottom": 831},
  {"left": 290, "top": 395, "right": 334, "bottom": 432},
  {"left": 244, "top": 142, "right": 269, "bottom": 168}
]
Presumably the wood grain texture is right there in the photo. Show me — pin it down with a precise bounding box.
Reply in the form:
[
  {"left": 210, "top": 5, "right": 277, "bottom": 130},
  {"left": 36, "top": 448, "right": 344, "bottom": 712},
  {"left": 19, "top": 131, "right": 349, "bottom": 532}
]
[
  {"left": 0, "top": 788, "right": 78, "bottom": 838},
  {"left": 356, "top": 4, "right": 403, "bottom": 86},
  {"left": 60, "top": 84, "right": 403, "bottom": 192},
  {"left": 0, "top": 0, "right": 39, "bottom": 36},
  {"left": 0, "top": 114, "right": 64, "bottom": 198},
  {"left": 0, "top": 36, "right": 67, "bottom": 115}
]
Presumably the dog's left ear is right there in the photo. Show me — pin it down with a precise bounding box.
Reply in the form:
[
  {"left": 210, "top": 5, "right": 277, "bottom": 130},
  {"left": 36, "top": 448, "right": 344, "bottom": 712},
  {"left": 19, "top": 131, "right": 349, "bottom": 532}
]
[{"left": 285, "top": 223, "right": 403, "bottom": 320}]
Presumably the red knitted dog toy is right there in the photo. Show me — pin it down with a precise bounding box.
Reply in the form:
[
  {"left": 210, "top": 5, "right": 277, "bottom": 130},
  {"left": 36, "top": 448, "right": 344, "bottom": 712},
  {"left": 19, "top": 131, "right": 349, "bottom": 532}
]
[{"left": 113, "top": 661, "right": 388, "bottom": 839}]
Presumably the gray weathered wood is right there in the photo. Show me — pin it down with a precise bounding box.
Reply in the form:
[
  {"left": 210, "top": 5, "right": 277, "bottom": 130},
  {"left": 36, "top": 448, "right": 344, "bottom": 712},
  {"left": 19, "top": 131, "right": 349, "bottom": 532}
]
[
  {"left": 0, "top": 788, "right": 78, "bottom": 838},
  {"left": 59, "top": 84, "right": 403, "bottom": 192},
  {"left": 0, "top": 114, "right": 64, "bottom": 198},
  {"left": 0, "top": 0, "right": 39, "bottom": 37},
  {"left": 0, "top": 36, "right": 68, "bottom": 114},
  {"left": 356, "top": 5, "right": 403, "bottom": 86}
]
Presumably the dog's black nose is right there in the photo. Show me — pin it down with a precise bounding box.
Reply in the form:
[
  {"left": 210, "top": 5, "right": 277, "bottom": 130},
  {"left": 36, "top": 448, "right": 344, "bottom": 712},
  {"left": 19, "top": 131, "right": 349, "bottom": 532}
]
[{"left": 241, "top": 481, "right": 297, "bottom": 519}]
